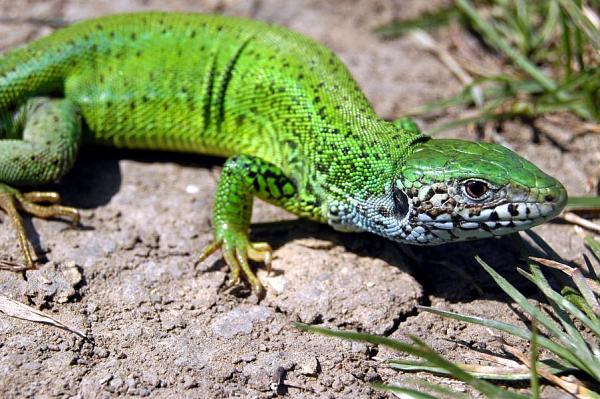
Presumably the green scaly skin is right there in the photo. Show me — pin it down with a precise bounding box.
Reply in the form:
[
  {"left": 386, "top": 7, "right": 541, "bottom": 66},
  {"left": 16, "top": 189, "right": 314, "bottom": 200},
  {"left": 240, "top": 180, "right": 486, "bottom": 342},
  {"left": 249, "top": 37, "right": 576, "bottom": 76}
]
[{"left": 0, "top": 12, "right": 567, "bottom": 293}]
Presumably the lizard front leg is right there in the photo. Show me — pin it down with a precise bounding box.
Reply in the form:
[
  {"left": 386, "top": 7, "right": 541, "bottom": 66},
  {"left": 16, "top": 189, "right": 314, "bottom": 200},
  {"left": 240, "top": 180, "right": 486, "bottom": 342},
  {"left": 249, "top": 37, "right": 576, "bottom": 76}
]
[
  {"left": 0, "top": 97, "right": 81, "bottom": 270},
  {"left": 393, "top": 116, "right": 421, "bottom": 135},
  {"left": 199, "top": 155, "right": 321, "bottom": 295}
]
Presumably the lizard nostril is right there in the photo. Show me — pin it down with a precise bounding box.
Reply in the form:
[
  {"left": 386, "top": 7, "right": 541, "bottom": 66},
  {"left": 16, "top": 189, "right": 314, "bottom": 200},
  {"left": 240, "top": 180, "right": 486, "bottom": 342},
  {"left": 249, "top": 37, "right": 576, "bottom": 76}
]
[{"left": 544, "top": 194, "right": 554, "bottom": 202}]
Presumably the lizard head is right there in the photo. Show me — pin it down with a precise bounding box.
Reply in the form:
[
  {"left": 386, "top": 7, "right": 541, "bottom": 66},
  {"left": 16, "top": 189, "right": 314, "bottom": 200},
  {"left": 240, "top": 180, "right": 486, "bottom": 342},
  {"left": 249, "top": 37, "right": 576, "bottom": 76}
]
[
  {"left": 326, "top": 137, "right": 567, "bottom": 244},
  {"left": 386, "top": 138, "right": 567, "bottom": 244}
]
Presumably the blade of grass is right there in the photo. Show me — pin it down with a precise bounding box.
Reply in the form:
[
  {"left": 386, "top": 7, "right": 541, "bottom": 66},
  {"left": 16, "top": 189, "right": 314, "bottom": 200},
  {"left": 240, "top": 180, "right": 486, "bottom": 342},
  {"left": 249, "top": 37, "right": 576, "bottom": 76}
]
[
  {"left": 0, "top": 294, "right": 88, "bottom": 340},
  {"left": 562, "top": 286, "right": 598, "bottom": 319},
  {"left": 420, "top": 306, "right": 586, "bottom": 372},
  {"left": 474, "top": 257, "right": 574, "bottom": 346},
  {"left": 410, "top": 29, "right": 484, "bottom": 107},
  {"left": 392, "top": 378, "right": 474, "bottom": 399},
  {"left": 530, "top": 323, "right": 540, "bottom": 399},
  {"left": 396, "top": 90, "right": 475, "bottom": 116},
  {"left": 523, "top": 265, "right": 600, "bottom": 339},
  {"left": 571, "top": 269, "right": 600, "bottom": 315},
  {"left": 456, "top": 0, "right": 558, "bottom": 91},
  {"left": 375, "top": 6, "right": 461, "bottom": 39},
  {"left": 517, "top": 265, "right": 592, "bottom": 376},
  {"left": 583, "top": 254, "right": 600, "bottom": 282},
  {"left": 479, "top": 256, "right": 599, "bottom": 378},
  {"left": 533, "top": 1, "right": 560, "bottom": 55},
  {"left": 399, "top": 75, "right": 545, "bottom": 120},
  {"left": 531, "top": 256, "right": 600, "bottom": 297},
  {"left": 566, "top": 196, "right": 600, "bottom": 211},
  {"left": 371, "top": 383, "right": 454, "bottom": 399},
  {"left": 295, "top": 323, "right": 529, "bottom": 399},
  {"left": 574, "top": 0, "right": 586, "bottom": 71},
  {"left": 586, "top": 236, "right": 600, "bottom": 260},
  {"left": 501, "top": 335, "right": 599, "bottom": 399},
  {"left": 518, "top": 267, "right": 600, "bottom": 379},
  {"left": 387, "top": 358, "right": 572, "bottom": 380},
  {"left": 558, "top": 0, "right": 600, "bottom": 50},
  {"left": 425, "top": 110, "right": 519, "bottom": 135},
  {"left": 515, "top": 0, "right": 532, "bottom": 53},
  {"left": 410, "top": 335, "right": 530, "bottom": 399}
]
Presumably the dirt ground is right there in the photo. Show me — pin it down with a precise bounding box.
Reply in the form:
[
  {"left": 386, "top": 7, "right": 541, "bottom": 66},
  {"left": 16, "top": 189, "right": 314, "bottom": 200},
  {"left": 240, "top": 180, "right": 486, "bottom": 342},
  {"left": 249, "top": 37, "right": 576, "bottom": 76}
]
[{"left": 0, "top": 1, "right": 598, "bottom": 398}]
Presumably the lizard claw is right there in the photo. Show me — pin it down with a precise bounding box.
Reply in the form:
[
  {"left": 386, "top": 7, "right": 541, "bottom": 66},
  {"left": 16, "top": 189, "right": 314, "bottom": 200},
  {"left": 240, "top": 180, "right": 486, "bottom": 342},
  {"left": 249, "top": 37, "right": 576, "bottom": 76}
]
[
  {"left": 0, "top": 183, "right": 79, "bottom": 271},
  {"left": 198, "top": 237, "right": 273, "bottom": 296}
]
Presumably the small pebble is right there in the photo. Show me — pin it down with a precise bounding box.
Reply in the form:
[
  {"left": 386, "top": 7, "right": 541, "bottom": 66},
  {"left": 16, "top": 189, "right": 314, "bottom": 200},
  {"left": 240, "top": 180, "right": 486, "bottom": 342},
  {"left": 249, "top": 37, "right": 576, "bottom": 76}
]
[
  {"left": 185, "top": 184, "right": 199, "bottom": 194},
  {"left": 299, "top": 356, "right": 320, "bottom": 376}
]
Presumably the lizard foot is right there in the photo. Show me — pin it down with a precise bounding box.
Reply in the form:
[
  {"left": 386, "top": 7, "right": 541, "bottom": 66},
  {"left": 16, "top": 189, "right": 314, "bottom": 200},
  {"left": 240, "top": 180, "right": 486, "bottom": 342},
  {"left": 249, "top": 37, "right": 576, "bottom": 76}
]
[
  {"left": 0, "top": 183, "right": 79, "bottom": 271},
  {"left": 198, "top": 236, "right": 272, "bottom": 296}
]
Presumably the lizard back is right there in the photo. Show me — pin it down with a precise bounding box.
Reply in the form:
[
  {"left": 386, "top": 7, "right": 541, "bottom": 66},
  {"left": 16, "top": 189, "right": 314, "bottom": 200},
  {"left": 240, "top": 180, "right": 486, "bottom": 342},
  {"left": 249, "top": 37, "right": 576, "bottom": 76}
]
[{"left": 0, "top": 12, "right": 413, "bottom": 200}]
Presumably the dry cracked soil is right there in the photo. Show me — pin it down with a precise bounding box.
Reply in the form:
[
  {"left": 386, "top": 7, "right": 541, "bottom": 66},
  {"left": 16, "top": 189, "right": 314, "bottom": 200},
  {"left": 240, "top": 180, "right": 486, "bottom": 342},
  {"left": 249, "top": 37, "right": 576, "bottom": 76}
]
[{"left": 0, "top": 1, "right": 598, "bottom": 398}]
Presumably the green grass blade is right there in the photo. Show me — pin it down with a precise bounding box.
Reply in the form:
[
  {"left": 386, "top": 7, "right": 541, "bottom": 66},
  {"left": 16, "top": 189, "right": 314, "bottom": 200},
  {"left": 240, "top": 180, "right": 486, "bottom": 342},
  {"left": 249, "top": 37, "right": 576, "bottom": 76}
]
[
  {"left": 562, "top": 286, "right": 598, "bottom": 319},
  {"left": 402, "top": 75, "right": 546, "bottom": 121},
  {"left": 571, "top": 268, "right": 600, "bottom": 316},
  {"left": 411, "top": 379, "right": 477, "bottom": 399},
  {"left": 586, "top": 236, "right": 600, "bottom": 260},
  {"left": 409, "top": 335, "right": 530, "bottom": 399},
  {"left": 399, "top": 91, "right": 475, "bottom": 116},
  {"left": 530, "top": 323, "right": 540, "bottom": 399},
  {"left": 392, "top": 378, "right": 474, "bottom": 399},
  {"left": 519, "top": 268, "right": 600, "bottom": 379},
  {"left": 456, "top": 0, "right": 558, "bottom": 91},
  {"left": 558, "top": 0, "right": 600, "bottom": 50},
  {"left": 371, "top": 383, "right": 454, "bottom": 399},
  {"left": 535, "top": 98, "right": 594, "bottom": 120},
  {"left": 386, "top": 377, "right": 477, "bottom": 399},
  {"left": 566, "top": 196, "right": 600, "bottom": 211},
  {"left": 474, "top": 257, "right": 573, "bottom": 345},
  {"left": 555, "top": 67, "right": 599, "bottom": 93},
  {"left": 518, "top": 267, "right": 591, "bottom": 355},
  {"left": 525, "top": 266, "right": 600, "bottom": 340},
  {"left": 573, "top": 0, "right": 586, "bottom": 71},
  {"left": 560, "top": 8, "right": 574, "bottom": 78},
  {"left": 375, "top": 6, "right": 460, "bottom": 39},
  {"left": 425, "top": 108, "right": 521, "bottom": 135},
  {"left": 420, "top": 306, "right": 585, "bottom": 371},
  {"left": 497, "top": 263, "right": 600, "bottom": 378},
  {"left": 295, "top": 323, "right": 529, "bottom": 399},
  {"left": 534, "top": 1, "right": 560, "bottom": 52},
  {"left": 515, "top": 0, "right": 532, "bottom": 53},
  {"left": 387, "top": 358, "right": 573, "bottom": 381},
  {"left": 425, "top": 114, "right": 499, "bottom": 135}
]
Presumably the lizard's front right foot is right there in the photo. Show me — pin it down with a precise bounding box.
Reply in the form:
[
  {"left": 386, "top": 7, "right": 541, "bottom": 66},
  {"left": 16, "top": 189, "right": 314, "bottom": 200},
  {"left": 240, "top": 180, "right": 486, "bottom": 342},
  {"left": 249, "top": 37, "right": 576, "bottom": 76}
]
[
  {"left": 0, "top": 183, "right": 79, "bottom": 271},
  {"left": 198, "top": 231, "right": 272, "bottom": 296}
]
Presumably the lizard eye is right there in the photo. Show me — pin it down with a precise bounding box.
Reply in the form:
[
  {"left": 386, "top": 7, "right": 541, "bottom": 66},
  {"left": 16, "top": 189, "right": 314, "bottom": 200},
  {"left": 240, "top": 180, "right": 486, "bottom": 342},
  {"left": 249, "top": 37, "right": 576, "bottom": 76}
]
[{"left": 463, "top": 180, "right": 489, "bottom": 200}]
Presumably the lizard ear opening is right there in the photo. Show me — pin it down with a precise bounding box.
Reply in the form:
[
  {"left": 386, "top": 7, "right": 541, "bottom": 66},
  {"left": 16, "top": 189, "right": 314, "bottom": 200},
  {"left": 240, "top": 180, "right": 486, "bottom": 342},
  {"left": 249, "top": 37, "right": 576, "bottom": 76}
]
[{"left": 393, "top": 186, "right": 409, "bottom": 218}]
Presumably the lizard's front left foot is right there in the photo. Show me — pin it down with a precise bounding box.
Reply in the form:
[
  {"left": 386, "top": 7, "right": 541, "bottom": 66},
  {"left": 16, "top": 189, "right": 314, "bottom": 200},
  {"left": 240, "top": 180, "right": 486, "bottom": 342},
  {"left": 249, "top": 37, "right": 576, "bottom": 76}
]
[
  {"left": 198, "top": 233, "right": 273, "bottom": 296},
  {"left": 0, "top": 183, "right": 79, "bottom": 271}
]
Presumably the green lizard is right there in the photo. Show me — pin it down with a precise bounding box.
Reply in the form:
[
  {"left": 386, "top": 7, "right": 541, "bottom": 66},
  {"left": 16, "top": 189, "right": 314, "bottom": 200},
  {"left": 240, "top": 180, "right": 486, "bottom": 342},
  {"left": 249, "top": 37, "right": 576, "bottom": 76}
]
[{"left": 0, "top": 12, "right": 567, "bottom": 294}]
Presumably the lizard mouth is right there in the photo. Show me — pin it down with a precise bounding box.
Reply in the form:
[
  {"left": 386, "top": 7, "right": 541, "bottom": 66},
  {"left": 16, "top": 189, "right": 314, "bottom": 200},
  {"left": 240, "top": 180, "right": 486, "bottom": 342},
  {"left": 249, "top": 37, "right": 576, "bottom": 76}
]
[
  {"left": 422, "top": 207, "right": 545, "bottom": 233},
  {"left": 402, "top": 183, "right": 567, "bottom": 244}
]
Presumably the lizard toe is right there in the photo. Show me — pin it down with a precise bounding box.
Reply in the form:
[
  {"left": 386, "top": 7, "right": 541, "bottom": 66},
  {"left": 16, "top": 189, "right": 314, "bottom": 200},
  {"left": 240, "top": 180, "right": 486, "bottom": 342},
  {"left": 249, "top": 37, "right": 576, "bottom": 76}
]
[
  {"left": 0, "top": 184, "right": 79, "bottom": 271},
  {"left": 198, "top": 235, "right": 268, "bottom": 296}
]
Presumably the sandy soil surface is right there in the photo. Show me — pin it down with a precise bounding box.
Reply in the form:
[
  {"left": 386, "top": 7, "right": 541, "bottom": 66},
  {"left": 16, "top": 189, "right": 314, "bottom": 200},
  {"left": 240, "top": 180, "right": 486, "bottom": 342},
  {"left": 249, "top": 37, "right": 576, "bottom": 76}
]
[{"left": 0, "top": 1, "right": 598, "bottom": 398}]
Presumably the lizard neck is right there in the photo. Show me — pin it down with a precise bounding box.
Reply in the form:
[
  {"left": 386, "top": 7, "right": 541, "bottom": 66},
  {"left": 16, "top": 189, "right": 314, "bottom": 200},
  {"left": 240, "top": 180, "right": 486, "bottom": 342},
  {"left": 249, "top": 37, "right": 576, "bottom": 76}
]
[{"left": 282, "top": 90, "right": 421, "bottom": 224}]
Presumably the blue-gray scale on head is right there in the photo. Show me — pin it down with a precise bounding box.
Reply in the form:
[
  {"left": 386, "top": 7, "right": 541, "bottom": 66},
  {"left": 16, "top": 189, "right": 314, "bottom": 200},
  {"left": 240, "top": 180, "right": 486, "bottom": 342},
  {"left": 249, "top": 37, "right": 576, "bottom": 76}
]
[{"left": 349, "top": 138, "right": 567, "bottom": 244}]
